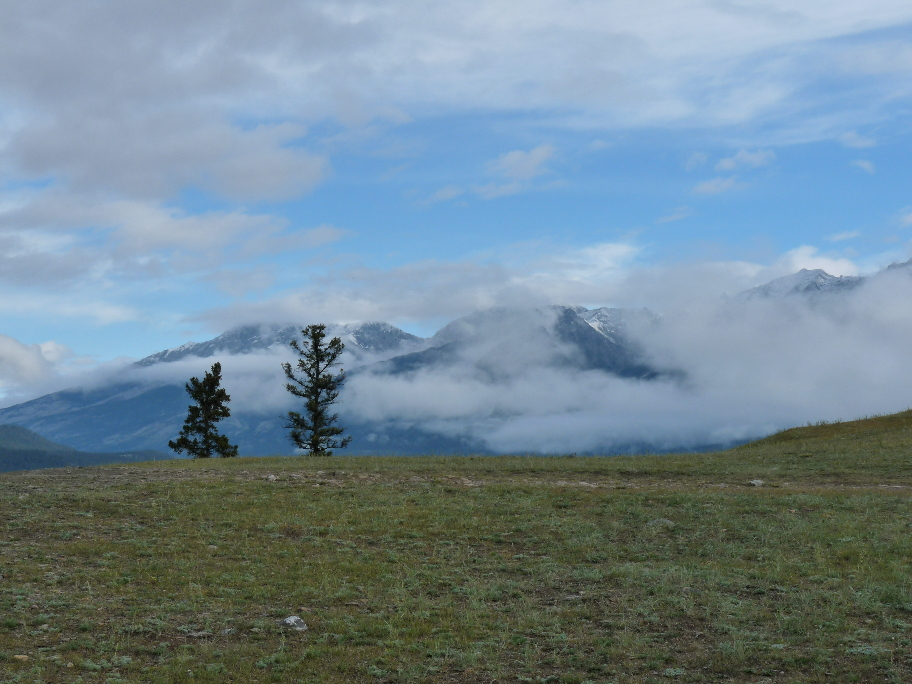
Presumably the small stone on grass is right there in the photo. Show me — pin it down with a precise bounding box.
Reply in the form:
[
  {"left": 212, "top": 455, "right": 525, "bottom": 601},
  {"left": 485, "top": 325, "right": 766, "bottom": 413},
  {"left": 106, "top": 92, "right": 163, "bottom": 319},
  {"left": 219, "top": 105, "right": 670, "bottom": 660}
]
[{"left": 278, "top": 615, "right": 308, "bottom": 632}]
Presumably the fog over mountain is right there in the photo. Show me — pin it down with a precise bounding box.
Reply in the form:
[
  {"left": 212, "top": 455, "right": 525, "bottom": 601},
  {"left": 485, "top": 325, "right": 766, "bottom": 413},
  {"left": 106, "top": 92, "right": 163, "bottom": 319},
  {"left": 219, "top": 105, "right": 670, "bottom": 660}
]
[{"left": 1, "top": 260, "right": 911, "bottom": 456}]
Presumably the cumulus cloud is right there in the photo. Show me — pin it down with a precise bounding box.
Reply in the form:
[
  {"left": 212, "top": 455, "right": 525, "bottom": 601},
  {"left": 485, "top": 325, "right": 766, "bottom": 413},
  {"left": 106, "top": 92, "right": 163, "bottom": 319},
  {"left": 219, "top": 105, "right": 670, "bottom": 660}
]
[
  {"left": 685, "top": 152, "right": 708, "bottom": 170},
  {"left": 194, "top": 238, "right": 881, "bottom": 341},
  {"left": 0, "top": 1, "right": 909, "bottom": 205},
  {"left": 655, "top": 206, "right": 694, "bottom": 224},
  {"left": 18, "top": 247, "right": 912, "bottom": 454},
  {"left": 715, "top": 149, "right": 775, "bottom": 171},
  {"left": 473, "top": 182, "right": 526, "bottom": 200},
  {"left": 838, "top": 131, "right": 877, "bottom": 149},
  {"left": 425, "top": 185, "right": 464, "bottom": 204},
  {"left": 198, "top": 240, "right": 643, "bottom": 331},
  {"left": 0, "top": 334, "right": 92, "bottom": 403},
  {"left": 488, "top": 145, "right": 555, "bottom": 181},
  {"left": 1, "top": 0, "right": 911, "bottom": 343},
  {"left": 0, "top": 188, "right": 346, "bottom": 298},
  {"left": 6, "top": 2, "right": 900, "bottom": 194},
  {"left": 473, "top": 145, "right": 557, "bottom": 199},
  {"left": 773, "top": 245, "right": 860, "bottom": 277},
  {"left": 334, "top": 264, "right": 912, "bottom": 453},
  {"left": 9, "top": 117, "right": 326, "bottom": 202},
  {"left": 0, "top": 293, "right": 137, "bottom": 325},
  {"left": 0, "top": 335, "right": 56, "bottom": 387},
  {"left": 693, "top": 176, "right": 739, "bottom": 195},
  {"left": 827, "top": 230, "right": 860, "bottom": 242}
]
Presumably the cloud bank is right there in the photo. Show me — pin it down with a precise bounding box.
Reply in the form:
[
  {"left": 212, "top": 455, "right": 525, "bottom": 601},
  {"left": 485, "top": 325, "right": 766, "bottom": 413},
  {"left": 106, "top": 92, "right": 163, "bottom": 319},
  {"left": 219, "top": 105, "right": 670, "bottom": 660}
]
[
  {"left": 334, "top": 267, "right": 912, "bottom": 453},
  {"left": 21, "top": 260, "right": 905, "bottom": 455}
]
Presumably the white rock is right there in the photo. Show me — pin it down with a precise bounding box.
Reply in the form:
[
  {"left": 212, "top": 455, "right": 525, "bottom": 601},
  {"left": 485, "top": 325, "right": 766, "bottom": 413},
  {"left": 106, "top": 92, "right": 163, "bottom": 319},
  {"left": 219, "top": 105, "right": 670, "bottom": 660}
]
[{"left": 278, "top": 615, "right": 308, "bottom": 631}]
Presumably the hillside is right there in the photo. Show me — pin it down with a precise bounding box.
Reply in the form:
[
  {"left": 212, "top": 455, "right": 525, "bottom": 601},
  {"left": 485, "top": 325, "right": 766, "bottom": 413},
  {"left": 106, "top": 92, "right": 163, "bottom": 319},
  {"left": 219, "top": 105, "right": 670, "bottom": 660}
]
[
  {"left": 0, "top": 424, "right": 173, "bottom": 473},
  {"left": 0, "top": 424, "right": 77, "bottom": 453},
  {"left": 2, "top": 409, "right": 912, "bottom": 682},
  {"left": 747, "top": 408, "right": 912, "bottom": 446}
]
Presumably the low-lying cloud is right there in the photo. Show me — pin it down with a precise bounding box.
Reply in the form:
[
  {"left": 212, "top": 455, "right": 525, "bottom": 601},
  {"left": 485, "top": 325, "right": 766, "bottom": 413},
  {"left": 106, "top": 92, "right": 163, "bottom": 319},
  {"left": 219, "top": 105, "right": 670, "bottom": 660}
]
[
  {"left": 53, "top": 261, "right": 908, "bottom": 455},
  {"left": 6, "top": 257, "right": 912, "bottom": 455},
  {"left": 338, "top": 268, "right": 912, "bottom": 453}
]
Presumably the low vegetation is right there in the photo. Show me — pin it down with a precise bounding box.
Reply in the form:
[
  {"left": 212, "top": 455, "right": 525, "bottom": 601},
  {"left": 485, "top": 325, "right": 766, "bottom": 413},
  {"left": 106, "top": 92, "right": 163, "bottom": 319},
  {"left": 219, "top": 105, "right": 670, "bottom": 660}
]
[{"left": 2, "top": 410, "right": 912, "bottom": 683}]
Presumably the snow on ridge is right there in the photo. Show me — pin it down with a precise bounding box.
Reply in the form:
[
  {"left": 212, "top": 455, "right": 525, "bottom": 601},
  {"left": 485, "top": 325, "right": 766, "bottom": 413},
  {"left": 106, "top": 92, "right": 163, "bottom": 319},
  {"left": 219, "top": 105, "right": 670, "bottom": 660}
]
[
  {"left": 739, "top": 268, "right": 864, "bottom": 300},
  {"left": 134, "top": 322, "right": 426, "bottom": 367}
]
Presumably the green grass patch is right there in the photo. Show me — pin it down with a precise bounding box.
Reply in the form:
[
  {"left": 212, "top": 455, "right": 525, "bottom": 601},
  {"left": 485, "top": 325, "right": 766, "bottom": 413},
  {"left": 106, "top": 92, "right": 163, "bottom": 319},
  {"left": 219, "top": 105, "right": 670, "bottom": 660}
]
[{"left": 2, "top": 411, "right": 912, "bottom": 682}]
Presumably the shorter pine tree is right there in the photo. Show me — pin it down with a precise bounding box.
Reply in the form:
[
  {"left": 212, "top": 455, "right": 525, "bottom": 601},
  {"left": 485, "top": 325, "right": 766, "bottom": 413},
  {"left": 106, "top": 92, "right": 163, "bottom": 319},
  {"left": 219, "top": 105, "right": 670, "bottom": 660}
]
[
  {"left": 282, "top": 324, "right": 351, "bottom": 456},
  {"left": 168, "top": 362, "right": 238, "bottom": 458}
]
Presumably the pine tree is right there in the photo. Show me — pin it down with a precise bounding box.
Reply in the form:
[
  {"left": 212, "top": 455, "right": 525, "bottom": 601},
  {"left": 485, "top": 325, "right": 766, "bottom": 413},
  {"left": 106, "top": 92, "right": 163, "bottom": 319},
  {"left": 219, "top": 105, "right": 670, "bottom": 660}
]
[
  {"left": 282, "top": 324, "right": 351, "bottom": 456},
  {"left": 168, "top": 362, "right": 238, "bottom": 458}
]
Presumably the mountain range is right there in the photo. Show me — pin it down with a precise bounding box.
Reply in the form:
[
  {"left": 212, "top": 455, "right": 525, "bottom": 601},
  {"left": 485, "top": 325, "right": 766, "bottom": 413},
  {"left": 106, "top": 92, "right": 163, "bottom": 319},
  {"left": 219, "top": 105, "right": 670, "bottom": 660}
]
[
  {"left": 0, "top": 305, "right": 662, "bottom": 458},
  {"left": 736, "top": 257, "right": 911, "bottom": 300},
  {"left": 1, "top": 258, "right": 910, "bottom": 465}
]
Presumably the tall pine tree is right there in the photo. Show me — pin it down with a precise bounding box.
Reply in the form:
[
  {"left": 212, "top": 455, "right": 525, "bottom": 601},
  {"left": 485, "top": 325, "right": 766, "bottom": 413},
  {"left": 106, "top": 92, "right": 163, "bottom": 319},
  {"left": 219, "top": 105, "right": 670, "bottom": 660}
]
[
  {"left": 168, "top": 362, "right": 238, "bottom": 458},
  {"left": 282, "top": 324, "right": 351, "bottom": 456}
]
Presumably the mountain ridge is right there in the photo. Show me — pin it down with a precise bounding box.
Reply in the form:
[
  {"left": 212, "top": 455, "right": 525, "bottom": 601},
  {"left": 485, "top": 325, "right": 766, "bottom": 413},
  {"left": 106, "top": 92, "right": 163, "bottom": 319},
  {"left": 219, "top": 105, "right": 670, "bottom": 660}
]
[
  {"left": 2, "top": 260, "right": 909, "bottom": 462},
  {"left": 0, "top": 306, "right": 660, "bottom": 457},
  {"left": 136, "top": 321, "right": 425, "bottom": 366}
]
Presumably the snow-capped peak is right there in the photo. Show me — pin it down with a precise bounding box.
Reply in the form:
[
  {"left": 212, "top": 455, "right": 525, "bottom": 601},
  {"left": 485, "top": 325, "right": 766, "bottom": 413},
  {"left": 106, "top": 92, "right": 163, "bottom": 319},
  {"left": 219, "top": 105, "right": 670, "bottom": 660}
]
[{"left": 739, "top": 268, "right": 863, "bottom": 300}]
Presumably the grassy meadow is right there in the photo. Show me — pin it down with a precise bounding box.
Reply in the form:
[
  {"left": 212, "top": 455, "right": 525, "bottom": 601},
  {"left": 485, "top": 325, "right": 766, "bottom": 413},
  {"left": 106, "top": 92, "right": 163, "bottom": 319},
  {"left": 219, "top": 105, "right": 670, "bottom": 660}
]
[{"left": 3, "top": 411, "right": 912, "bottom": 683}]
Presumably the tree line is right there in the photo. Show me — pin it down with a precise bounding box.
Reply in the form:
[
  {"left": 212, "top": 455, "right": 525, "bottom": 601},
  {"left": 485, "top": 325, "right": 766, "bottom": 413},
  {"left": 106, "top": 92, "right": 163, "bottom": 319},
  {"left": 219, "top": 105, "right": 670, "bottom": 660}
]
[{"left": 168, "top": 324, "right": 350, "bottom": 458}]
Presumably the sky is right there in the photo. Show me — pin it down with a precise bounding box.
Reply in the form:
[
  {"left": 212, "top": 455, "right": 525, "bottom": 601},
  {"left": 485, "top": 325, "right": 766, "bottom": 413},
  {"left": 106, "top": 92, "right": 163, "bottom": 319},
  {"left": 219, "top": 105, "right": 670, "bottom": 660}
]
[{"left": 2, "top": 1, "right": 912, "bottom": 408}]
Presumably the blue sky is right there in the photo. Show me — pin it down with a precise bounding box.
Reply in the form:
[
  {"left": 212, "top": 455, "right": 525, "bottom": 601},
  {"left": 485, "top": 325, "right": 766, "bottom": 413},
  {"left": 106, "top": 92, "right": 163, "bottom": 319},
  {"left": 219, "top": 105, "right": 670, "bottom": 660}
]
[{"left": 1, "top": 1, "right": 912, "bottom": 398}]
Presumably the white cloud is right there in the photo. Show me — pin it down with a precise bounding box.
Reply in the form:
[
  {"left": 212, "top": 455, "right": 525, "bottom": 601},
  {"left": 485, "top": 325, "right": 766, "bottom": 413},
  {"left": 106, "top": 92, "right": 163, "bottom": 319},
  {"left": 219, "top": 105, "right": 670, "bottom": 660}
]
[
  {"left": 471, "top": 145, "right": 559, "bottom": 199},
  {"left": 240, "top": 224, "right": 349, "bottom": 258},
  {"left": 656, "top": 206, "right": 694, "bottom": 224},
  {"left": 0, "top": 1, "right": 909, "bottom": 202},
  {"left": 685, "top": 152, "right": 708, "bottom": 171},
  {"left": 0, "top": 190, "right": 347, "bottom": 293},
  {"left": 838, "top": 131, "right": 877, "bottom": 149},
  {"left": 10, "top": 116, "right": 326, "bottom": 203},
  {"left": 194, "top": 237, "right": 893, "bottom": 342},
  {"left": 474, "top": 181, "right": 525, "bottom": 200},
  {"left": 827, "top": 230, "right": 860, "bottom": 242},
  {"left": 774, "top": 245, "right": 859, "bottom": 276},
  {"left": 197, "top": 240, "right": 645, "bottom": 331},
  {"left": 338, "top": 264, "right": 912, "bottom": 453},
  {"left": 0, "top": 334, "right": 96, "bottom": 403},
  {"left": 715, "top": 149, "right": 775, "bottom": 171},
  {"left": 426, "top": 185, "right": 464, "bottom": 203},
  {"left": 15, "top": 241, "right": 912, "bottom": 453},
  {"left": 0, "top": 294, "right": 138, "bottom": 325},
  {"left": 550, "top": 243, "right": 641, "bottom": 282},
  {"left": 0, "top": 335, "right": 55, "bottom": 388},
  {"left": 852, "top": 159, "right": 875, "bottom": 174},
  {"left": 693, "top": 176, "right": 739, "bottom": 195},
  {"left": 487, "top": 145, "right": 555, "bottom": 181}
]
